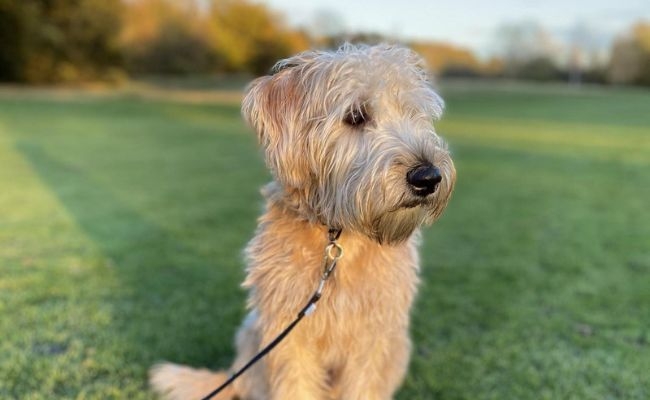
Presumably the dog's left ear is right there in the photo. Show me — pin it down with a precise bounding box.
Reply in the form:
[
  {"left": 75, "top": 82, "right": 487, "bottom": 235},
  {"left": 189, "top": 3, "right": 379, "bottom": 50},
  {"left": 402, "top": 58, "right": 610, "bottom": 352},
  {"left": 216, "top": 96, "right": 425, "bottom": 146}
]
[
  {"left": 400, "top": 47, "right": 445, "bottom": 120},
  {"left": 429, "top": 87, "right": 445, "bottom": 121}
]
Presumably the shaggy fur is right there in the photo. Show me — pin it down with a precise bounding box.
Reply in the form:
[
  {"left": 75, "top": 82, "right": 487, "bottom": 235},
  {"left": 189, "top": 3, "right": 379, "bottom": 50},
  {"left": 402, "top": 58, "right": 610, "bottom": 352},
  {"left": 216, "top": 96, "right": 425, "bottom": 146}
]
[{"left": 150, "top": 44, "right": 456, "bottom": 400}]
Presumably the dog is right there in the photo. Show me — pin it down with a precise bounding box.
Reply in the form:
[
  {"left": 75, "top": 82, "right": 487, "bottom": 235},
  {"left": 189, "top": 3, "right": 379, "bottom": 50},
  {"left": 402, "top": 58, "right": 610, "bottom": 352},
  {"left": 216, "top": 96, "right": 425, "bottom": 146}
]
[{"left": 150, "top": 43, "right": 456, "bottom": 400}]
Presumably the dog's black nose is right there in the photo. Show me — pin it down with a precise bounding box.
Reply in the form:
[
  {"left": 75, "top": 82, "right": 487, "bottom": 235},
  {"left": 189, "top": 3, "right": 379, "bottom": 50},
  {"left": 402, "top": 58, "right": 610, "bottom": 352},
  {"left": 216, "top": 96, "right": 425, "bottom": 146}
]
[{"left": 407, "top": 163, "right": 442, "bottom": 196}]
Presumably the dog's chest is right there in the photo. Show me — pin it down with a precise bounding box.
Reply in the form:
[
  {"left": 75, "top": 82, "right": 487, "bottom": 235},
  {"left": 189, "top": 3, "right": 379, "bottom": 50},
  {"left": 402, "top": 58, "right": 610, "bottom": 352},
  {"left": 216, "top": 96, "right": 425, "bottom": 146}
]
[{"left": 314, "top": 243, "right": 419, "bottom": 336}]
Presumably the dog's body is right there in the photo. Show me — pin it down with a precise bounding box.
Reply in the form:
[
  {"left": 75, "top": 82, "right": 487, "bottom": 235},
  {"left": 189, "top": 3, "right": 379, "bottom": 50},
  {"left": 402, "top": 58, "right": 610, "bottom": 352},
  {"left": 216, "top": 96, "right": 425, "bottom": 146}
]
[{"left": 150, "top": 44, "right": 455, "bottom": 400}]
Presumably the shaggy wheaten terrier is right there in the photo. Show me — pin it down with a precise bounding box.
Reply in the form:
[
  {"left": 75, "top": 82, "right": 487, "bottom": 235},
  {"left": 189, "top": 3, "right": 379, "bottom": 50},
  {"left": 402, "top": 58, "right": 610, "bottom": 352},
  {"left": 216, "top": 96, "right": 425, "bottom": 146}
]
[{"left": 150, "top": 44, "right": 456, "bottom": 400}]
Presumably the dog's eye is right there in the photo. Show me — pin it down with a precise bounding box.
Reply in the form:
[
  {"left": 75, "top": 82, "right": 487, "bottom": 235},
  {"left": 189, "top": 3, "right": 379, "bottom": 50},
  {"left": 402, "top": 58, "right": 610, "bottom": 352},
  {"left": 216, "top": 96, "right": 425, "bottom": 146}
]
[{"left": 344, "top": 106, "right": 369, "bottom": 127}]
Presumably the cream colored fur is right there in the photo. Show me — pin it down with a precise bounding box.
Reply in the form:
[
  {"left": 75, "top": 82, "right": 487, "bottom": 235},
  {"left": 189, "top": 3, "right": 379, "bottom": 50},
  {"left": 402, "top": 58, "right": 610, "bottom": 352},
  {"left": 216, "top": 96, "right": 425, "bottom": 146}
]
[{"left": 150, "top": 44, "right": 455, "bottom": 400}]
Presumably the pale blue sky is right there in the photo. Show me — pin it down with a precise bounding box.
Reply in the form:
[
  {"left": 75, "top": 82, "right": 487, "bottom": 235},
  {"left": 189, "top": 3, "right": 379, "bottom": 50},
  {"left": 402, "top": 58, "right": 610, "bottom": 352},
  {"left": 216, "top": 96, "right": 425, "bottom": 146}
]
[{"left": 263, "top": 0, "right": 650, "bottom": 57}]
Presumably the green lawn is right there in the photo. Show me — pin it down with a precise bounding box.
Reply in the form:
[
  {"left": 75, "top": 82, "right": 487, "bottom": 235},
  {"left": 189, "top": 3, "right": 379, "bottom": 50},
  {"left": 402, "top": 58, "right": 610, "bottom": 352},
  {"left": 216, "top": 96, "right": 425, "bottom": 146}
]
[{"left": 0, "top": 82, "right": 649, "bottom": 399}]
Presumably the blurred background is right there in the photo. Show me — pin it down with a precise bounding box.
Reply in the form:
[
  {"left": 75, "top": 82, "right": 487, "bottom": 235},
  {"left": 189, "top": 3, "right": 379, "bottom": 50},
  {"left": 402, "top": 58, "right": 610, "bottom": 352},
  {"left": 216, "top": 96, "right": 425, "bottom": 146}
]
[
  {"left": 0, "top": 0, "right": 649, "bottom": 85},
  {"left": 1, "top": 1, "right": 649, "bottom": 399}
]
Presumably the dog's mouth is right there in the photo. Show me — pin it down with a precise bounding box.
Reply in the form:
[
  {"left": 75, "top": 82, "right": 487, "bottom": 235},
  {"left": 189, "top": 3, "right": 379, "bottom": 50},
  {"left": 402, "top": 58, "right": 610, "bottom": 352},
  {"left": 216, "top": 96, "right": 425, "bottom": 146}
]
[
  {"left": 392, "top": 195, "right": 433, "bottom": 211},
  {"left": 399, "top": 199, "right": 430, "bottom": 209},
  {"left": 398, "top": 200, "right": 424, "bottom": 210},
  {"left": 410, "top": 187, "right": 437, "bottom": 197}
]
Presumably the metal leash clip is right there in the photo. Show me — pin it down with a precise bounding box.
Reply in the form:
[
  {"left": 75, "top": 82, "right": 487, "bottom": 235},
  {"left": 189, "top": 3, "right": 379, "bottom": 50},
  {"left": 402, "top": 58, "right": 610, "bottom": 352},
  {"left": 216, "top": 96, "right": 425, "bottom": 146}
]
[
  {"left": 323, "top": 242, "right": 343, "bottom": 277},
  {"left": 308, "top": 229, "right": 344, "bottom": 316}
]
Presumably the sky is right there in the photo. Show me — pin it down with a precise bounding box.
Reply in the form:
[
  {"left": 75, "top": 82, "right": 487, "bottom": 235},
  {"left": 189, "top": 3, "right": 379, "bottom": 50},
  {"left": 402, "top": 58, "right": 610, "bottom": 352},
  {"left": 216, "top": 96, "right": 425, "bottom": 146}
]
[{"left": 263, "top": 0, "right": 650, "bottom": 58}]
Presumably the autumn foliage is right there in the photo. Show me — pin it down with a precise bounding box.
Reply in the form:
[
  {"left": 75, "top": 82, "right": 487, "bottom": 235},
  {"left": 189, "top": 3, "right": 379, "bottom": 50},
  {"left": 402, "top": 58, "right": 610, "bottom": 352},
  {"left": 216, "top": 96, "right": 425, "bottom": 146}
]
[
  {"left": 0, "top": 0, "right": 310, "bottom": 82},
  {"left": 120, "top": 0, "right": 309, "bottom": 76},
  {"left": 0, "top": 0, "right": 124, "bottom": 83},
  {"left": 608, "top": 22, "right": 650, "bottom": 86},
  {"left": 1, "top": 0, "right": 649, "bottom": 85}
]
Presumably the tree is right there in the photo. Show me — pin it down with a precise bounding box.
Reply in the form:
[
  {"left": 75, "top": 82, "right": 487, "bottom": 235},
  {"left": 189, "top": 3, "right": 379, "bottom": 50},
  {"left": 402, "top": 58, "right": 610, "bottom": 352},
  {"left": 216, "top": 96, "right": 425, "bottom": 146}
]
[
  {"left": 0, "top": 0, "right": 29, "bottom": 81},
  {"left": 566, "top": 22, "right": 608, "bottom": 85},
  {"left": 207, "top": 0, "right": 308, "bottom": 74},
  {"left": 494, "top": 21, "right": 560, "bottom": 78},
  {"left": 120, "top": 0, "right": 215, "bottom": 75},
  {"left": 608, "top": 22, "right": 650, "bottom": 86},
  {"left": 411, "top": 41, "right": 481, "bottom": 74},
  {"left": 0, "top": 0, "right": 123, "bottom": 83},
  {"left": 515, "top": 56, "right": 562, "bottom": 81}
]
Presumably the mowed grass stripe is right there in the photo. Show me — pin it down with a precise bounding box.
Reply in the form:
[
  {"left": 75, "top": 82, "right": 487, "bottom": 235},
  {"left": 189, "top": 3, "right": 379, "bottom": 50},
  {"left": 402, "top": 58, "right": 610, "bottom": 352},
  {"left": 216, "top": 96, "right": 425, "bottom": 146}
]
[
  {"left": 441, "top": 82, "right": 650, "bottom": 128},
  {"left": 0, "top": 96, "right": 257, "bottom": 399},
  {"left": 439, "top": 117, "right": 650, "bottom": 163},
  {"left": 0, "top": 117, "right": 129, "bottom": 398}
]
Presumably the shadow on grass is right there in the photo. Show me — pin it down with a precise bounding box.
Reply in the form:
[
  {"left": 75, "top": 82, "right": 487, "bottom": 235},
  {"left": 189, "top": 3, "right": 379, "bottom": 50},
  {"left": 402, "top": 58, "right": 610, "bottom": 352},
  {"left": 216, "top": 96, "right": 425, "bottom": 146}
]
[{"left": 15, "top": 143, "right": 245, "bottom": 383}]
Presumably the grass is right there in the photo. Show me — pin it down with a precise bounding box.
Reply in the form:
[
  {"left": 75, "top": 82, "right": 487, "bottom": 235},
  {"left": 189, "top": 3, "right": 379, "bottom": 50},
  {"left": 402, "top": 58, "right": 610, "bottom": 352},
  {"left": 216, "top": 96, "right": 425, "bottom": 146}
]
[{"left": 0, "top": 82, "right": 648, "bottom": 399}]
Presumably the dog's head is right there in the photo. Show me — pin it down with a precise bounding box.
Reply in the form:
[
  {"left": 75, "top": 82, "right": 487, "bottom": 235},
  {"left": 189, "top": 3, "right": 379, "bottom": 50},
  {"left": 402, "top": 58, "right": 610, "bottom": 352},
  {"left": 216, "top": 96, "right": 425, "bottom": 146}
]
[{"left": 242, "top": 44, "right": 455, "bottom": 244}]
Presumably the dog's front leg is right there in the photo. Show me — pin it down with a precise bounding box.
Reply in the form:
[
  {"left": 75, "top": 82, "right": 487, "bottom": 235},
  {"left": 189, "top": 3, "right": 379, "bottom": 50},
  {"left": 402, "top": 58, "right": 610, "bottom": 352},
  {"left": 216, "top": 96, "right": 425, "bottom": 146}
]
[
  {"left": 337, "top": 332, "right": 411, "bottom": 400},
  {"left": 263, "top": 332, "right": 327, "bottom": 400}
]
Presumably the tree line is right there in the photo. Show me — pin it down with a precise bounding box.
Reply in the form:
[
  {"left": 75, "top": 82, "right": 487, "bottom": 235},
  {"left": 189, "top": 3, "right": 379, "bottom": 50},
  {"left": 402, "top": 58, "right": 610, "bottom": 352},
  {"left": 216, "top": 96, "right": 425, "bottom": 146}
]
[
  {"left": 0, "top": 0, "right": 308, "bottom": 83},
  {"left": 0, "top": 0, "right": 649, "bottom": 86}
]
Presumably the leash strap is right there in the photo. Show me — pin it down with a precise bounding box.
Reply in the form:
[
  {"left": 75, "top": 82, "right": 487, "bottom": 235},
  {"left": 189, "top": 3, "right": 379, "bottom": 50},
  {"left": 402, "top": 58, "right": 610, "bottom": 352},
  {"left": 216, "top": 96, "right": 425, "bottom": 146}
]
[{"left": 199, "top": 228, "right": 343, "bottom": 400}]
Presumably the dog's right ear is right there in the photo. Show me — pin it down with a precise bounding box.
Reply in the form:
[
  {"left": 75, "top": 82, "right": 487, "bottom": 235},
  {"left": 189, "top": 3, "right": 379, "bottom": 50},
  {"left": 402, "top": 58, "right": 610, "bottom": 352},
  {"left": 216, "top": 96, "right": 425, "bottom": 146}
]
[
  {"left": 241, "top": 49, "right": 322, "bottom": 137},
  {"left": 241, "top": 68, "right": 302, "bottom": 147},
  {"left": 241, "top": 49, "right": 321, "bottom": 144},
  {"left": 241, "top": 64, "right": 313, "bottom": 188},
  {"left": 241, "top": 75, "right": 274, "bottom": 144}
]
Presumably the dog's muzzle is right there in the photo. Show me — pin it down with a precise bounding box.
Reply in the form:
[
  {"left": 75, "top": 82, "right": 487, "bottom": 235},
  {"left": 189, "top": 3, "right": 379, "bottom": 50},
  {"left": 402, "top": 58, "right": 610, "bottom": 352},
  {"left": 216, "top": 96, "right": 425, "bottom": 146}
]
[{"left": 406, "top": 163, "right": 442, "bottom": 197}]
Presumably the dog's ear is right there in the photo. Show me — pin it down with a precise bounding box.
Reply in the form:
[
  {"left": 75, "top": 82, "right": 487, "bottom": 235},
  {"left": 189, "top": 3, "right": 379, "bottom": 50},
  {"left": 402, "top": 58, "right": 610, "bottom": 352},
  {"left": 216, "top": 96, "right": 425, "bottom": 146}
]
[
  {"left": 241, "top": 63, "right": 311, "bottom": 187},
  {"left": 241, "top": 68, "right": 303, "bottom": 147},
  {"left": 241, "top": 50, "right": 324, "bottom": 142},
  {"left": 389, "top": 45, "right": 444, "bottom": 120},
  {"left": 242, "top": 75, "right": 278, "bottom": 144},
  {"left": 428, "top": 87, "right": 445, "bottom": 121}
]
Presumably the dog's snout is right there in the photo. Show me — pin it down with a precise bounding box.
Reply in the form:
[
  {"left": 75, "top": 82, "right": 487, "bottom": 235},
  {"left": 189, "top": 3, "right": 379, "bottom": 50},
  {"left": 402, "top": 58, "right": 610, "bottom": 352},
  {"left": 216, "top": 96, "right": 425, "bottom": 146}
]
[{"left": 407, "top": 163, "right": 442, "bottom": 196}]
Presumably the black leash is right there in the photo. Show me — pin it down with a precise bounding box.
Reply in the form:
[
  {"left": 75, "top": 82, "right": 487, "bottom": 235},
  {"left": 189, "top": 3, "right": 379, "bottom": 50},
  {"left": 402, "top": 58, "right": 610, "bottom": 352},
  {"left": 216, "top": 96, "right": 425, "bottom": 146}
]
[{"left": 199, "top": 228, "right": 343, "bottom": 400}]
